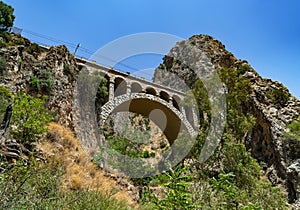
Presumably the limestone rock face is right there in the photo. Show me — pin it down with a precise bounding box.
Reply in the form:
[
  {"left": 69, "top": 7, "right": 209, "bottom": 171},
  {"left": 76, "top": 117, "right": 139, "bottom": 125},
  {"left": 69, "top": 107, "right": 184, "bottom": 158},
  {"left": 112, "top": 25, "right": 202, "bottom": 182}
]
[
  {"left": 153, "top": 34, "right": 300, "bottom": 204},
  {"left": 0, "top": 35, "right": 79, "bottom": 129}
]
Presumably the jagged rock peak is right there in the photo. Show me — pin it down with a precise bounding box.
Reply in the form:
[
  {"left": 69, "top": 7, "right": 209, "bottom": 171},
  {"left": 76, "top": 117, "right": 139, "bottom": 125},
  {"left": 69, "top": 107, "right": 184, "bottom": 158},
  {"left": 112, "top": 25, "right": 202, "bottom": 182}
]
[{"left": 154, "top": 34, "right": 300, "bottom": 206}]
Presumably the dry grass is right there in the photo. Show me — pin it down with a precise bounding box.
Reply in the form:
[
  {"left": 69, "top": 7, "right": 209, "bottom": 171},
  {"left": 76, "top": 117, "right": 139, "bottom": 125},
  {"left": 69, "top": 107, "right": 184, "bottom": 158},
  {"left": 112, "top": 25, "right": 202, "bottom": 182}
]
[{"left": 37, "top": 122, "right": 138, "bottom": 208}]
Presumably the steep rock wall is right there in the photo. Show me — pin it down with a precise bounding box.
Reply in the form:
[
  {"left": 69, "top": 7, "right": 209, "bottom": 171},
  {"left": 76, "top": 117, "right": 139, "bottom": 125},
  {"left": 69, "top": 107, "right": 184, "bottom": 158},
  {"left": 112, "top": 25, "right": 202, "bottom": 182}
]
[{"left": 0, "top": 35, "right": 79, "bottom": 129}]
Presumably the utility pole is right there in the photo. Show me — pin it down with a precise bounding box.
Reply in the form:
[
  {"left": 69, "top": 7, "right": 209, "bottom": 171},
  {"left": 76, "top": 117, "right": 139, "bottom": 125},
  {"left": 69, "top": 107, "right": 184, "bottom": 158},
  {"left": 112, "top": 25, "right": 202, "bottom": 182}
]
[{"left": 74, "top": 43, "right": 80, "bottom": 56}]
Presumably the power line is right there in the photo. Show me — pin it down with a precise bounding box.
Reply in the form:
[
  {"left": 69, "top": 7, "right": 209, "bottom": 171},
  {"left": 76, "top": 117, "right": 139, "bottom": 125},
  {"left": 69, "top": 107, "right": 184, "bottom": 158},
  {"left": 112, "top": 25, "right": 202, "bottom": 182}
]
[
  {"left": 22, "top": 29, "right": 77, "bottom": 48},
  {"left": 20, "top": 27, "right": 156, "bottom": 79}
]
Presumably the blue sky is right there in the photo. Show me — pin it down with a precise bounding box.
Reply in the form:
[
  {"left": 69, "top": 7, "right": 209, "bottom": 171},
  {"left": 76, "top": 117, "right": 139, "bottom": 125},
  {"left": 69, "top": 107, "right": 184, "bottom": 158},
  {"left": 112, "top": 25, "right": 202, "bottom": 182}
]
[{"left": 3, "top": 0, "right": 300, "bottom": 99}]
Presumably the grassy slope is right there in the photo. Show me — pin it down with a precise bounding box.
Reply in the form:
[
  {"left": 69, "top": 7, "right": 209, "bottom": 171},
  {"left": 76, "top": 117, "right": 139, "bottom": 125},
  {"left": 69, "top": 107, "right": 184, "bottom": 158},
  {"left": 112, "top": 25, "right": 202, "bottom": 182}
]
[{"left": 37, "top": 122, "right": 138, "bottom": 208}]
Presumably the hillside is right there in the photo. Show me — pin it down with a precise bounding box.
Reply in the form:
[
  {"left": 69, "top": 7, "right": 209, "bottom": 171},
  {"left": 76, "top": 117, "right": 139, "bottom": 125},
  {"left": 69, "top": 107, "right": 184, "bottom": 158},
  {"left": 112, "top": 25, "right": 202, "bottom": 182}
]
[
  {"left": 1, "top": 32, "right": 300, "bottom": 209},
  {"left": 154, "top": 34, "right": 300, "bottom": 205}
]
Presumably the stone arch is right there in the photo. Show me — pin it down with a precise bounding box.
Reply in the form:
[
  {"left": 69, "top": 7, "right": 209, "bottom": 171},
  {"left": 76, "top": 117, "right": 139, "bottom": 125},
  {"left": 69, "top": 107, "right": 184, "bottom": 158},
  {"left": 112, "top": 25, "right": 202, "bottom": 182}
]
[
  {"left": 131, "top": 82, "right": 143, "bottom": 93},
  {"left": 172, "top": 95, "right": 181, "bottom": 111},
  {"left": 114, "top": 76, "right": 127, "bottom": 97},
  {"left": 160, "top": 91, "right": 170, "bottom": 102},
  {"left": 146, "top": 87, "right": 157, "bottom": 96},
  {"left": 99, "top": 93, "right": 196, "bottom": 144}
]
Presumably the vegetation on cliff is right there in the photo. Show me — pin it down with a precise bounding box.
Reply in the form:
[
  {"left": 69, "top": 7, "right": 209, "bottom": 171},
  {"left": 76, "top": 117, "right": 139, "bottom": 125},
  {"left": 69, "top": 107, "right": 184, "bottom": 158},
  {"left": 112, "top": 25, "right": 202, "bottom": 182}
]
[
  {"left": 284, "top": 116, "right": 300, "bottom": 141},
  {"left": 0, "top": 2, "right": 298, "bottom": 208},
  {"left": 0, "top": 85, "right": 135, "bottom": 209},
  {"left": 137, "top": 66, "right": 288, "bottom": 209}
]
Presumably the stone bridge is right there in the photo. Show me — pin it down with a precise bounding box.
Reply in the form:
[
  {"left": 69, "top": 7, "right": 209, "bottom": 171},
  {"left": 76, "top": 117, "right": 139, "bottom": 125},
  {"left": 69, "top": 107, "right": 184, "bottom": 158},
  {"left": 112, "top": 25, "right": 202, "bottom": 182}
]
[{"left": 76, "top": 58, "right": 199, "bottom": 143}]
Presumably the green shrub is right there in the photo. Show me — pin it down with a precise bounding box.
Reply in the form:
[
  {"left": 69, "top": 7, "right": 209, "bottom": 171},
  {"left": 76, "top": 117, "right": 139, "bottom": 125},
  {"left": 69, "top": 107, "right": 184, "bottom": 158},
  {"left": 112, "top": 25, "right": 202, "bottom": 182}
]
[
  {"left": 211, "top": 172, "right": 238, "bottom": 209},
  {"left": 0, "top": 31, "right": 11, "bottom": 42},
  {"left": 106, "top": 135, "right": 145, "bottom": 158},
  {"left": 14, "top": 36, "right": 25, "bottom": 45},
  {"left": 284, "top": 116, "right": 300, "bottom": 141},
  {"left": 29, "top": 76, "right": 40, "bottom": 90},
  {"left": 25, "top": 43, "right": 46, "bottom": 55},
  {"left": 96, "top": 75, "right": 109, "bottom": 106},
  {"left": 63, "top": 64, "right": 77, "bottom": 80},
  {"left": 141, "top": 164, "right": 196, "bottom": 210},
  {"left": 236, "top": 65, "right": 250, "bottom": 76},
  {"left": 266, "top": 87, "right": 290, "bottom": 107},
  {"left": 30, "top": 69, "right": 55, "bottom": 95},
  {"left": 11, "top": 93, "right": 54, "bottom": 147}
]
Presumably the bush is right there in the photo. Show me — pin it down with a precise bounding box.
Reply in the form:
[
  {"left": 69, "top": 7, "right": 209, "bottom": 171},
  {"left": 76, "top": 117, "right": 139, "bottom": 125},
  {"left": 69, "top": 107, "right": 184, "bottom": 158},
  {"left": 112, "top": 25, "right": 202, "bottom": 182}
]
[
  {"left": 25, "top": 43, "right": 46, "bottom": 55},
  {"left": 141, "top": 164, "right": 196, "bottom": 210},
  {"left": 0, "top": 31, "right": 11, "bottom": 42},
  {"left": 266, "top": 87, "right": 290, "bottom": 107},
  {"left": 63, "top": 64, "right": 77, "bottom": 80},
  {"left": 11, "top": 93, "right": 54, "bottom": 147},
  {"left": 30, "top": 69, "right": 55, "bottom": 95},
  {"left": 236, "top": 65, "right": 250, "bottom": 76},
  {"left": 284, "top": 116, "right": 300, "bottom": 141},
  {"left": 211, "top": 172, "right": 238, "bottom": 209}
]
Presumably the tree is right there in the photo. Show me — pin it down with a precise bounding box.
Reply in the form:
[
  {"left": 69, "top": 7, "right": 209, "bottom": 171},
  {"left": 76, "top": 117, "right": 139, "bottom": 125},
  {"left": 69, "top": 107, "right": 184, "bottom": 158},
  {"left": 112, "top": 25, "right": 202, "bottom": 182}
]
[{"left": 0, "top": 1, "right": 15, "bottom": 31}]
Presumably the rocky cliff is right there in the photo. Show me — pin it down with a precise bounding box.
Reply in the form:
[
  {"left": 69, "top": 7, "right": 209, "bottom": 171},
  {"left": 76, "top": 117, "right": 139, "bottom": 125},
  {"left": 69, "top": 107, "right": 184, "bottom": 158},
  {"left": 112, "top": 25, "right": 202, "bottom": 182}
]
[
  {"left": 0, "top": 34, "right": 79, "bottom": 128},
  {"left": 153, "top": 34, "right": 300, "bottom": 205}
]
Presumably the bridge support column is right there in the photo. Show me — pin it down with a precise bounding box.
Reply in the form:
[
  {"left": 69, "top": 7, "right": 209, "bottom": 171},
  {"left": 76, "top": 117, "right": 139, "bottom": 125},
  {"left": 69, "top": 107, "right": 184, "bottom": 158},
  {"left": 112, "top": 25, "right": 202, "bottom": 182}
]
[{"left": 109, "top": 77, "right": 115, "bottom": 101}]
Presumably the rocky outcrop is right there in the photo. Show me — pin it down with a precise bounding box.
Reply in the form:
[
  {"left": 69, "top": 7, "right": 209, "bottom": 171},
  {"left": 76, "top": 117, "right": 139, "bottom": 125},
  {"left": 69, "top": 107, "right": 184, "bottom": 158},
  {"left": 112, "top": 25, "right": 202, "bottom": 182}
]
[
  {"left": 0, "top": 35, "right": 79, "bottom": 128},
  {"left": 153, "top": 34, "right": 300, "bottom": 205},
  {"left": 0, "top": 104, "right": 28, "bottom": 169}
]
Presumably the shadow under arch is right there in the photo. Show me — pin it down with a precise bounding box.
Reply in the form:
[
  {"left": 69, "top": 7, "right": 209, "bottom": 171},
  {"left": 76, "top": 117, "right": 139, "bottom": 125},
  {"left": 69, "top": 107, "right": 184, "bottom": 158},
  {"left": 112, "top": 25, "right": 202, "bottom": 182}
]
[
  {"left": 146, "top": 87, "right": 157, "bottom": 96},
  {"left": 99, "top": 93, "right": 196, "bottom": 144},
  {"left": 160, "top": 91, "right": 170, "bottom": 102},
  {"left": 172, "top": 95, "right": 181, "bottom": 111}
]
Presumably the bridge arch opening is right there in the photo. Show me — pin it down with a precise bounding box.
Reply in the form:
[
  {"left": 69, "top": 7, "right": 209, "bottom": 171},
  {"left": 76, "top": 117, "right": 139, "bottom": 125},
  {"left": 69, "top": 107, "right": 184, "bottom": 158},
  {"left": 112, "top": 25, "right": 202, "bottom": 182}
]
[
  {"left": 131, "top": 82, "right": 143, "bottom": 93},
  {"left": 101, "top": 96, "right": 193, "bottom": 144},
  {"left": 160, "top": 91, "right": 170, "bottom": 102},
  {"left": 146, "top": 87, "right": 157, "bottom": 96},
  {"left": 114, "top": 77, "right": 127, "bottom": 97},
  {"left": 172, "top": 95, "right": 181, "bottom": 111}
]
